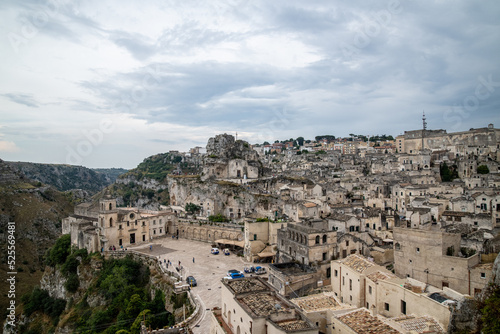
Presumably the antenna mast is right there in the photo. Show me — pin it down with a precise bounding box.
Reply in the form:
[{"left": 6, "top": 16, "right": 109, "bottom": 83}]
[{"left": 422, "top": 111, "right": 427, "bottom": 152}]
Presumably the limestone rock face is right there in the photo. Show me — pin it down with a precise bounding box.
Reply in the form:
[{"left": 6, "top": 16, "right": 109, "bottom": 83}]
[
  {"left": 206, "top": 134, "right": 258, "bottom": 161},
  {"left": 40, "top": 266, "right": 68, "bottom": 300}
]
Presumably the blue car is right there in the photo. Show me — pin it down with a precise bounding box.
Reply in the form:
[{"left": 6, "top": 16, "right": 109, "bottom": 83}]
[{"left": 225, "top": 272, "right": 245, "bottom": 280}]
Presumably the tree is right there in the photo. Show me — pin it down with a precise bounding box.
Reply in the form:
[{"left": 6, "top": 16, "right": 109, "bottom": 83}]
[
  {"left": 478, "top": 165, "right": 490, "bottom": 174},
  {"left": 263, "top": 141, "right": 270, "bottom": 145},
  {"left": 296, "top": 137, "right": 304, "bottom": 146},
  {"left": 185, "top": 203, "right": 201, "bottom": 215},
  {"left": 440, "top": 162, "right": 453, "bottom": 182}
]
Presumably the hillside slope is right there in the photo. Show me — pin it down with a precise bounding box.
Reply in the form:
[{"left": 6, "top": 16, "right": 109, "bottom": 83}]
[
  {"left": 0, "top": 159, "right": 74, "bottom": 320},
  {"left": 7, "top": 161, "right": 127, "bottom": 195}
]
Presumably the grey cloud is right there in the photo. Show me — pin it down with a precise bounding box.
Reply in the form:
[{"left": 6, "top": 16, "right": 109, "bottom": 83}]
[{"left": 2, "top": 93, "right": 39, "bottom": 108}]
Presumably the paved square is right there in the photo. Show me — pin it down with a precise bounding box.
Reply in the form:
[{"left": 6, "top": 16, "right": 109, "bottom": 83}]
[{"left": 130, "top": 237, "right": 269, "bottom": 333}]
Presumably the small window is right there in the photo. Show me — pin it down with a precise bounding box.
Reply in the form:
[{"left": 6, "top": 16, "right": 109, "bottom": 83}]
[
  {"left": 416, "top": 247, "right": 420, "bottom": 253},
  {"left": 369, "top": 286, "right": 372, "bottom": 294},
  {"left": 385, "top": 303, "right": 390, "bottom": 311},
  {"left": 346, "top": 241, "right": 349, "bottom": 247},
  {"left": 334, "top": 270, "right": 338, "bottom": 277},
  {"left": 481, "top": 273, "right": 486, "bottom": 279}
]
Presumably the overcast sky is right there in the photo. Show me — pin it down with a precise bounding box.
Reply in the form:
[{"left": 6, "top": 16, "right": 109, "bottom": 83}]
[{"left": 1, "top": 0, "right": 499, "bottom": 168}]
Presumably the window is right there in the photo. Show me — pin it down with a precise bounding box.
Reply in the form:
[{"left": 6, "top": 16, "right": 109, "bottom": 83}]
[
  {"left": 253, "top": 234, "right": 257, "bottom": 241},
  {"left": 385, "top": 303, "right": 390, "bottom": 311},
  {"left": 369, "top": 286, "right": 372, "bottom": 294},
  {"left": 401, "top": 300, "right": 407, "bottom": 315},
  {"left": 474, "top": 221, "right": 478, "bottom": 226},
  {"left": 334, "top": 270, "right": 338, "bottom": 277},
  {"left": 481, "top": 272, "right": 486, "bottom": 279},
  {"left": 350, "top": 295, "right": 352, "bottom": 301},
  {"left": 367, "top": 302, "right": 369, "bottom": 309},
  {"left": 323, "top": 235, "right": 327, "bottom": 243},
  {"left": 346, "top": 241, "right": 349, "bottom": 247},
  {"left": 349, "top": 279, "right": 352, "bottom": 291},
  {"left": 322, "top": 252, "right": 327, "bottom": 261},
  {"left": 395, "top": 243, "right": 401, "bottom": 250},
  {"left": 342, "top": 277, "right": 345, "bottom": 285},
  {"left": 315, "top": 235, "right": 320, "bottom": 244}
]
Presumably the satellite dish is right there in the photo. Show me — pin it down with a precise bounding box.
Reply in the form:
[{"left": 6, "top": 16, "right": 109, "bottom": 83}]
[{"left": 274, "top": 304, "right": 281, "bottom": 310}]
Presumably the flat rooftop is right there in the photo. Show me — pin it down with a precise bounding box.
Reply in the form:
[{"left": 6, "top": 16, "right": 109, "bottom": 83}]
[
  {"left": 337, "top": 309, "right": 400, "bottom": 334},
  {"left": 269, "top": 262, "right": 316, "bottom": 276}
]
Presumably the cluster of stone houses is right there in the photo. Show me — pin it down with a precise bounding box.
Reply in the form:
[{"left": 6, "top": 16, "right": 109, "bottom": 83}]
[{"left": 63, "top": 125, "right": 500, "bottom": 333}]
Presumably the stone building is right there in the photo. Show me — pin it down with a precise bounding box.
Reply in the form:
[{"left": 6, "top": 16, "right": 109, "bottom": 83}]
[
  {"left": 399, "top": 124, "right": 500, "bottom": 156},
  {"left": 393, "top": 226, "right": 491, "bottom": 295},
  {"left": 62, "top": 193, "right": 177, "bottom": 252},
  {"left": 277, "top": 220, "right": 337, "bottom": 279},
  {"left": 267, "top": 262, "right": 319, "bottom": 298},
  {"left": 211, "top": 277, "right": 318, "bottom": 334},
  {"left": 331, "top": 254, "right": 458, "bottom": 331}
]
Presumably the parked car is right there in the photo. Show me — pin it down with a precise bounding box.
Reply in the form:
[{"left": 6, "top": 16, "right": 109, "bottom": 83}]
[
  {"left": 223, "top": 248, "right": 230, "bottom": 255},
  {"left": 255, "top": 266, "right": 267, "bottom": 275},
  {"left": 224, "top": 272, "right": 245, "bottom": 280},
  {"left": 244, "top": 266, "right": 255, "bottom": 273},
  {"left": 211, "top": 247, "right": 219, "bottom": 255},
  {"left": 227, "top": 269, "right": 242, "bottom": 276},
  {"left": 186, "top": 276, "right": 197, "bottom": 287}
]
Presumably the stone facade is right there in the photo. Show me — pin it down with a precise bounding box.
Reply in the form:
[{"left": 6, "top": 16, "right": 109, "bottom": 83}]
[{"left": 63, "top": 194, "right": 177, "bottom": 252}]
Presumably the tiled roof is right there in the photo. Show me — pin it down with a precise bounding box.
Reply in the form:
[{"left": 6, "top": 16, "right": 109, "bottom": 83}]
[
  {"left": 391, "top": 315, "right": 444, "bottom": 333},
  {"left": 340, "top": 255, "right": 375, "bottom": 273},
  {"left": 276, "top": 319, "right": 312, "bottom": 331},
  {"left": 337, "top": 309, "right": 400, "bottom": 334},
  {"left": 291, "top": 292, "right": 348, "bottom": 312},
  {"left": 366, "top": 270, "right": 396, "bottom": 283},
  {"left": 240, "top": 293, "right": 291, "bottom": 317},
  {"left": 227, "top": 278, "right": 267, "bottom": 294}
]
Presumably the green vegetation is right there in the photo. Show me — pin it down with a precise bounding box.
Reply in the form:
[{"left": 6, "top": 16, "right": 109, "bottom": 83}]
[
  {"left": 21, "top": 287, "right": 66, "bottom": 325},
  {"left": 315, "top": 150, "right": 327, "bottom": 155},
  {"left": 478, "top": 165, "right": 490, "bottom": 174},
  {"left": 315, "top": 135, "right": 335, "bottom": 142},
  {"left": 256, "top": 217, "right": 271, "bottom": 222},
  {"left": 122, "top": 152, "right": 199, "bottom": 182},
  {"left": 185, "top": 202, "right": 201, "bottom": 215},
  {"left": 209, "top": 214, "right": 230, "bottom": 222},
  {"left": 28, "top": 236, "right": 176, "bottom": 333},
  {"left": 440, "top": 162, "right": 459, "bottom": 182},
  {"left": 481, "top": 284, "right": 500, "bottom": 333}
]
